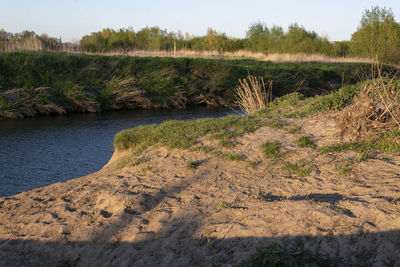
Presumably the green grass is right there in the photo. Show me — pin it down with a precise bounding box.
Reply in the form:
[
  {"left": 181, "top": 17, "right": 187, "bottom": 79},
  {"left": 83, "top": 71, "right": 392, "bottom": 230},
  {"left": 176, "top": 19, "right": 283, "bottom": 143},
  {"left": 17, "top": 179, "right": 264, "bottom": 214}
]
[
  {"left": 210, "top": 130, "right": 238, "bottom": 148},
  {"left": 282, "top": 162, "right": 311, "bottom": 177},
  {"left": 334, "top": 164, "right": 350, "bottom": 176},
  {"left": 265, "top": 119, "right": 288, "bottom": 129},
  {"left": 255, "top": 81, "right": 373, "bottom": 119},
  {"left": 0, "top": 51, "right": 373, "bottom": 118},
  {"left": 261, "top": 141, "right": 284, "bottom": 159},
  {"left": 112, "top": 76, "right": 400, "bottom": 167},
  {"left": 287, "top": 126, "right": 302, "bottom": 134},
  {"left": 239, "top": 243, "right": 317, "bottom": 267},
  {"left": 114, "top": 115, "right": 263, "bottom": 151},
  {"left": 319, "top": 133, "right": 400, "bottom": 155},
  {"left": 226, "top": 153, "right": 242, "bottom": 161},
  {"left": 297, "top": 136, "right": 314, "bottom": 148},
  {"left": 115, "top": 154, "right": 148, "bottom": 170},
  {"left": 137, "top": 166, "right": 158, "bottom": 174}
]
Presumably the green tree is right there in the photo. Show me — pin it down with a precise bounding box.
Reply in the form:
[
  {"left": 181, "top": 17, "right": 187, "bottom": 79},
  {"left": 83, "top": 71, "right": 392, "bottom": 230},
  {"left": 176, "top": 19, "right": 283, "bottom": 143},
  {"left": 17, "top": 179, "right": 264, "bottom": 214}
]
[
  {"left": 246, "top": 22, "right": 270, "bottom": 53},
  {"left": 350, "top": 6, "right": 400, "bottom": 63},
  {"left": 202, "top": 28, "right": 220, "bottom": 51}
]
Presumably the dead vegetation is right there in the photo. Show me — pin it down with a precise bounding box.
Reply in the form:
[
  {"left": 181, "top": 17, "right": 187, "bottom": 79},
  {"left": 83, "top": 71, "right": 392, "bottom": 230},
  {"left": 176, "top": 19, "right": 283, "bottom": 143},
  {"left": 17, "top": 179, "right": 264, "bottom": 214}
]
[
  {"left": 235, "top": 75, "right": 272, "bottom": 114},
  {"left": 83, "top": 50, "right": 371, "bottom": 64},
  {"left": 339, "top": 67, "right": 400, "bottom": 141}
]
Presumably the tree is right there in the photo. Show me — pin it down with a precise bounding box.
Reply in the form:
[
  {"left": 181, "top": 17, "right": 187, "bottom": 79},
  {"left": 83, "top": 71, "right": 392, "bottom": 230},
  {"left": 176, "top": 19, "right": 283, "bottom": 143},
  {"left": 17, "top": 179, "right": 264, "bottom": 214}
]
[
  {"left": 350, "top": 6, "right": 400, "bottom": 63},
  {"left": 202, "top": 28, "right": 220, "bottom": 51}
]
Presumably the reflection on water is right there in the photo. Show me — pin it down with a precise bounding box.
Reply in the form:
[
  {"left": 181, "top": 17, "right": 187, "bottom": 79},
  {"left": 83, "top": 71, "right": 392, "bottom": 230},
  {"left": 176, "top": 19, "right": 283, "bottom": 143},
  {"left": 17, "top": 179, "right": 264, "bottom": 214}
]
[{"left": 0, "top": 108, "right": 235, "bottom": 197}]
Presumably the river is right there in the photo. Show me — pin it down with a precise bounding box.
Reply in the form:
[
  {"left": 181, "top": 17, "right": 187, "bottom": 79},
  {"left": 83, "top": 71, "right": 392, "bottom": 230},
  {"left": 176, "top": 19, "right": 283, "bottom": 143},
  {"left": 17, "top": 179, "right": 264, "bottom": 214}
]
[{"left": 0, "top": 108, "right": 234, "bottom": 197}]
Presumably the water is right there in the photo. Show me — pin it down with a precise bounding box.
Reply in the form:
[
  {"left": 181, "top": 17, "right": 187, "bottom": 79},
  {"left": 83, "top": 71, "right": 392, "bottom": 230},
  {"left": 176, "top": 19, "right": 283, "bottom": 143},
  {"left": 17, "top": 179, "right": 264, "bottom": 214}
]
[{"left": 0, "top": 108, "right": 234, "bottom": 197}]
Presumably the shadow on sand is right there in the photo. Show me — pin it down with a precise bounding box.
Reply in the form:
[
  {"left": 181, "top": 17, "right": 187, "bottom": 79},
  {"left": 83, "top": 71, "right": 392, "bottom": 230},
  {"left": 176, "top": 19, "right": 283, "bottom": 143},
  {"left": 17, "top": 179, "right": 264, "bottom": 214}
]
[{"left": 1, "top": 229, "right": 400, "bottom": 266}]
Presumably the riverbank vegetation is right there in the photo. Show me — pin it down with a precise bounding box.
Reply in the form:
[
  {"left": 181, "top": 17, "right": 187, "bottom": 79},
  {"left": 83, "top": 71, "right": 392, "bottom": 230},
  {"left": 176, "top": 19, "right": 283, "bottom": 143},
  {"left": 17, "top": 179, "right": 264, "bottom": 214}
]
[
  {"left": 113, "top": 71, "right": 400, "bottom": 161},
  {"left": 0, "top": 52, "right": 374, "bottom": 119},
  {"left": 1, "top": 6, "right": 399, "bottom": 64}
]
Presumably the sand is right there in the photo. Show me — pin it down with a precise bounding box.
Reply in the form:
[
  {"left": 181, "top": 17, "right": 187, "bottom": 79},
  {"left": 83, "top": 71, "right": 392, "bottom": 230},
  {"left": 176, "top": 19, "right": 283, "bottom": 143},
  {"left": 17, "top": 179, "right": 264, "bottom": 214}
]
[{"left": 1, "top": 113, "right": 400, "bottom": 266}]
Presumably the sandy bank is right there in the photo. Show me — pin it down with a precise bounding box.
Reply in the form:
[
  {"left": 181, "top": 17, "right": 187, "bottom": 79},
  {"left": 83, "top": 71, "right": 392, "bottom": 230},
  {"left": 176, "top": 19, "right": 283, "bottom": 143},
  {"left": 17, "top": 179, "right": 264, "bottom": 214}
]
[{"left": 1, "top": 113, "right": 400, "bottom": 266}]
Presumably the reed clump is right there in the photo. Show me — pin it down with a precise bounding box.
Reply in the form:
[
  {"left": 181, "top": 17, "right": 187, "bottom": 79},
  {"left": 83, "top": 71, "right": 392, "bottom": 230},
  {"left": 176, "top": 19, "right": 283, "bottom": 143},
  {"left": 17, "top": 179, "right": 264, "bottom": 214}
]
[{"left": 235, "top": 75, "right": 272, "bottom": 114}]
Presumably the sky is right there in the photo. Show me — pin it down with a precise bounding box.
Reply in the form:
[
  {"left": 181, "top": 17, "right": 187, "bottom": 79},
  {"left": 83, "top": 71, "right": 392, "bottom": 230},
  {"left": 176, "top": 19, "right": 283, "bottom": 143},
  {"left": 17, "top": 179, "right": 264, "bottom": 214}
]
[{"left": 1, "top": 0, "right": 400, "bottom": 42}]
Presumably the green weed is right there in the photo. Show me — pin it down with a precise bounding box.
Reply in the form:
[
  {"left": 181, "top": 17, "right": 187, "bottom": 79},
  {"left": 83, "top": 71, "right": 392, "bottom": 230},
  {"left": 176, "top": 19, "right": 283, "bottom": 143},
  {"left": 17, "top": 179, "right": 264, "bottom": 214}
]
[
  {"left": 204, "top": 228, "right": 212, "bottom": 245},
  {"left": 137, "top": 166, "right": 156, "bottom": 173},
  {"left": 186, "top": 160, "right": 201, "bottom": 170},
  {"left": 210, "top": 130, "right": 237, "bottom": 148},
  {"left": 261, "top": 141, "right": 284, "bottom": 159},
  {"left": 239, "top": 243, "right": 317, "bottom": 267},
  {"left": 334, "top": 165, "right": 350, "bottom": 176},
  {"left": 226, "top": 153, "right": 242, "bottom": 161},
  {"left": 282, "top": 161, "right": 311, "bottom": 177},
  {"left": 287, "top": 126, "right": 301, "bottom": 134},
  {"left": 319, "top": 136, "right": 400, "bottom": 155},
  {"left": 217, "top": 200, "right": 229, "bottom": 210},
  {"left": 265, "top": 119, "right": 288, "bottom": 129},
  {"left": 248, "top": 161, "right": 259, "bottom": 169},
  {"left": 297, "top": 136, "right": 314, "bottom": 148}
]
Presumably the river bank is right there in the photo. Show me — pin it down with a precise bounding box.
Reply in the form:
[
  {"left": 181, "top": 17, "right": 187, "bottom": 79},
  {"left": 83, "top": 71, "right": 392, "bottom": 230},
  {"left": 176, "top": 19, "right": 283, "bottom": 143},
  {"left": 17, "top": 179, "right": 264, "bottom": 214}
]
[
  {"left": 1, "top": 79, "right": 400, "bottom": 265},
  {"left": 1, "top": 111, "right": 400, "bottom": 266},
  {"left": 0, "top": 52, "right": 373, "bottom": 119}
]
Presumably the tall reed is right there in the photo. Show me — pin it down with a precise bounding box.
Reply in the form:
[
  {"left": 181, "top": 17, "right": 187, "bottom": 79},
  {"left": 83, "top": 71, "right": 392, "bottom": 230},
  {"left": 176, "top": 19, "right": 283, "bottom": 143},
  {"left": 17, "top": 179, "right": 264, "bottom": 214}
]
[{"left": 235, "top": 75, "right": 272, "bottom": 114}]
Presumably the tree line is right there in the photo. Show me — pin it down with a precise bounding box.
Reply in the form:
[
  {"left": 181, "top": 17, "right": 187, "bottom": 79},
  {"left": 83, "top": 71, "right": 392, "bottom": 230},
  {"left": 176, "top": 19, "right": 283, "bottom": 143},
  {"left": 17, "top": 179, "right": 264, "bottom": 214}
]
[{"left": 1, "top": 6, "right": 399, "bottom": 64}]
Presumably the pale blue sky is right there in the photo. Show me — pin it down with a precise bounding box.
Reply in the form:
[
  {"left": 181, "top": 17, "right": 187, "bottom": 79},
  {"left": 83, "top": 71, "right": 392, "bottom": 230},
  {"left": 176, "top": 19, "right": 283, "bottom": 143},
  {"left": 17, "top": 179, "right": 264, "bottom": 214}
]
[{"left": 1, "top": 0, "right": 400, "bottom": 42}]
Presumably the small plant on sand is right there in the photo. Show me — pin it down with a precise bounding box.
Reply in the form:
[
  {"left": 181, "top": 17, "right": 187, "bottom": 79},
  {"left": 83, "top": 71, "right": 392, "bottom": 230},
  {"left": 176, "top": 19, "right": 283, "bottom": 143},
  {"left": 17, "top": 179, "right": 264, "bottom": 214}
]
[
  {"left": 137, "top": 166, "right": 158, "bottom": 174},
  {"left": 248, "top": 161, "right": 259, "bottom": 169},
  {"left": 261, "top": 141, "right": 284, "bottom": 159},
  {"left": 265, "top": 119, "right": 288, "bottom": 129},
  {"left": 297, "top": 136, "right": 314, "bottom": 148},
  {"left": 219, "top": 139, "right": 235, "bottom": 148},
  {"left": 287, "top": 126, "right": 302, "bottom": 134},
  {"left": 319, "top": 134, "right": 400, "bottom": 157},
  {"left": 226, "top": 153, "right": 242, "bottom": 161},
  {"left": 210, "top": 130, "right": 238, "bottom": 148},
  {"left": 282, "top": 161, "right": 311, "bottom": 177},
  {"left": 334, "top": 165, "right": 350, "bottom": 176},
  {"left": 204, "top": 228, "right": 212, "bottom": 245},
  {"left": 115, "top": 154, "right": 148, "bottom": 170},
  {"left": 186, "top": 160, "right": 200, "bottom": 170},
  {"left": 217, "top": 200, "right": 229, "bottom": 210},
  {"left": 235, "top": 75, "right": 273, "bottom": 114},
  {"left": 239, "top": 243, "right": 317, "bottom": 267}
]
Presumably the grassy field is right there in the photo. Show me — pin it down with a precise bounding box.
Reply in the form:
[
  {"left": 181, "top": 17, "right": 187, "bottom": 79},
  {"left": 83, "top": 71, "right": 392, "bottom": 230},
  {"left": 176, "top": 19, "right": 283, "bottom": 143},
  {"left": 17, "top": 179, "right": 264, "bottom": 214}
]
[{"left": 0, "top": 51, "right": 375, "bottom": 119}]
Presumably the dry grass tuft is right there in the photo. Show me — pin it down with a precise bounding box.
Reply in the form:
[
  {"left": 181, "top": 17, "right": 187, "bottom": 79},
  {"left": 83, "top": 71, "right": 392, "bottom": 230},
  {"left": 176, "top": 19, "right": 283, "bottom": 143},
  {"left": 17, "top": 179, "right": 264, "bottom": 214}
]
[
  {"left": 339, "top": 66, "right": 400, "bottom": 141},
  {"left": 235, "top": 75, "right": 272, "bottom": 114}
]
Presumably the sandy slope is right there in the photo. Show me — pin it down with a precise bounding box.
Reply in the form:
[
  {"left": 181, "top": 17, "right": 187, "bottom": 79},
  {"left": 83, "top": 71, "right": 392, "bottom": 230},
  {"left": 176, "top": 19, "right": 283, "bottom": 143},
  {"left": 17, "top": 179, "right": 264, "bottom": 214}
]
[{"left": 1, "top": 114, "right": 400, "bottom": 266}]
